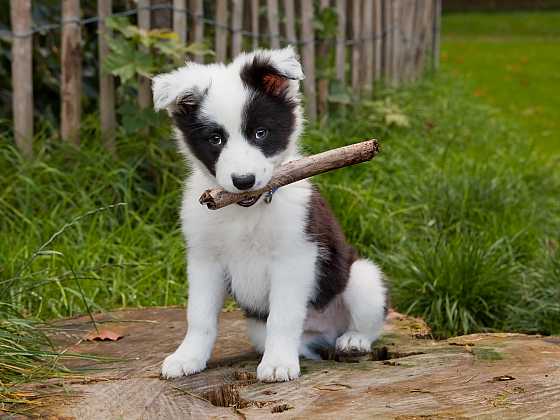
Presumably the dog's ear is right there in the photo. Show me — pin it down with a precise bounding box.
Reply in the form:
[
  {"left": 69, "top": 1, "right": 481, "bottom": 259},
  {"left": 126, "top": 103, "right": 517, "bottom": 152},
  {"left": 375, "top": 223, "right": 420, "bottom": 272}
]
[
  {"left": 238, "top": 46, "right": 304, "bottom": 97},
  {"left": 152, "top": 64, "right": 210, "bottom": 112}
]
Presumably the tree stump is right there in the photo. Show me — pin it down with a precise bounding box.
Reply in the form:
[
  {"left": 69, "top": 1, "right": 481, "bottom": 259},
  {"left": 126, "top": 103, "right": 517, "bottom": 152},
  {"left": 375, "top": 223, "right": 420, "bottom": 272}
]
[{"left": 23, "top": 308, "right": 560, "bottom": 418}]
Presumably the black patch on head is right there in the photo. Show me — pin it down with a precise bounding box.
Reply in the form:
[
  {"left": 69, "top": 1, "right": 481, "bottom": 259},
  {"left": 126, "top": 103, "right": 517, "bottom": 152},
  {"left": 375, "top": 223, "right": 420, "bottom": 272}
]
[
  {"left": 306, "top": 187, "right": 358, "bottom": 309},
  {"left": 240, "top": 57, "right": 297, "bottom": 157},
  {"left": 171, "top": 91, "right": 228, "bottom": 175}
]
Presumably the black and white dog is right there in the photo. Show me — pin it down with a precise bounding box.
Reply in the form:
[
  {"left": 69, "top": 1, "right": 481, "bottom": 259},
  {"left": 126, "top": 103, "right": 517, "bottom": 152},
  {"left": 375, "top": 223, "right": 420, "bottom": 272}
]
[{"left": 153, "top": 47, "right": 387, "bottom": 382}]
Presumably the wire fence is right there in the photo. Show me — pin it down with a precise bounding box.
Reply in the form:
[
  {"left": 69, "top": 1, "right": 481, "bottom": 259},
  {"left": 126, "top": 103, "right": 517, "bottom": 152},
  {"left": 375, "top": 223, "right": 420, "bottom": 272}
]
[
  {"left": 6, "top": 0, "right": 441, "bottom": 157},
  {"left": 2, "top": 4, "right": 427, "bottom": 47}
]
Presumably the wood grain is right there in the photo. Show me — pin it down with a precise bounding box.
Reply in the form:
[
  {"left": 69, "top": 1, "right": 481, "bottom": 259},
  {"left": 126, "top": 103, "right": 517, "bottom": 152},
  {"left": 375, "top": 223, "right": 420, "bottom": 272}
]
[
  {"left": 30, "top": 307, "right": 560, "bottom": 419},
  {"left": 200, "top": 139, "right": 380, "bottom": 210}
]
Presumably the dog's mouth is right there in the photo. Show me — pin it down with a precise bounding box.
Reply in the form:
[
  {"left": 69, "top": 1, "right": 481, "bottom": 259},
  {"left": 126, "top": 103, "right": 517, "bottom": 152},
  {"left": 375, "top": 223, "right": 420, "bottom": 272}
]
[{"left": 236, "top": 194, "right": 262, "bottom": 207}]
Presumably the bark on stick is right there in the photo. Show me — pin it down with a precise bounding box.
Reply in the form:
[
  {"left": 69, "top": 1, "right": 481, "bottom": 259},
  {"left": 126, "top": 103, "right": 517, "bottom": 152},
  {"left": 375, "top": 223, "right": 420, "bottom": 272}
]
[{"left": 199, "top": 139, "right": 380, "bottom": 210}]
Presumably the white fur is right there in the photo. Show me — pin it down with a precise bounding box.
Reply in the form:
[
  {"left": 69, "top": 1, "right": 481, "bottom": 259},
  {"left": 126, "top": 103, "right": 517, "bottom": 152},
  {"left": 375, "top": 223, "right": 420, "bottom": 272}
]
[{"left": 154, "top": 47, "right": 387, "bottom": 382}]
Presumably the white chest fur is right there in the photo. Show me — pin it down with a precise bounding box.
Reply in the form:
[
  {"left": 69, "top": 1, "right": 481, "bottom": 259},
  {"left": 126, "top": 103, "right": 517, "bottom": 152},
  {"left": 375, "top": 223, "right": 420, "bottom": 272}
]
[{"left": 180, "top": 169, "right": 315, "bottom": 313}]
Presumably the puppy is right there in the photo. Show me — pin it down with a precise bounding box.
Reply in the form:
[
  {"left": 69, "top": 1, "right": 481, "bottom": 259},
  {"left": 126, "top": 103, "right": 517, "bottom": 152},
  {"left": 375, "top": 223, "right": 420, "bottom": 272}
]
[{"left": 153, "top": 47, "right": 387, "bottom": 382}]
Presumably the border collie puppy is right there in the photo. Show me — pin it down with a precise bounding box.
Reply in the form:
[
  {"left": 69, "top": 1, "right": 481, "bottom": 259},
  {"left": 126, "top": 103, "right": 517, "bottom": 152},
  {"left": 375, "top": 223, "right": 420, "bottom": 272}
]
[{"left": 153, "top": 47, "right": 387, "bottom": 382}]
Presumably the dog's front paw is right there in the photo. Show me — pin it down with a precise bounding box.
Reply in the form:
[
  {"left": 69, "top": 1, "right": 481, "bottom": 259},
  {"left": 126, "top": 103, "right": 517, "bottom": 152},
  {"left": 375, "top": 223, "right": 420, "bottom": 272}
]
[
  {"left": 335, "top": 332, "right": 373, "bottom": 353},
  {"left": 161, "top": 353, "right": 206, "bottom": 379},
  {"left": 257, "top": 358, "right": 300, "bottom": 382}
]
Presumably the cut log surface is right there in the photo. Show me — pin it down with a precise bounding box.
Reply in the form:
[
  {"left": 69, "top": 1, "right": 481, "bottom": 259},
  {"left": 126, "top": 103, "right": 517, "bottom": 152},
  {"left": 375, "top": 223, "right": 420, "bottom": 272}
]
[{"left": 26, "top": 307, "right": 560, "bottom": 419}]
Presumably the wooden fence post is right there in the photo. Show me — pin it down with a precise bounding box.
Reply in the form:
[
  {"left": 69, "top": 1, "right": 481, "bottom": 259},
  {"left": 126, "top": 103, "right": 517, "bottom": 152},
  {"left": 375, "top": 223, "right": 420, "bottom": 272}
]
[
  {"left": 362, "top": 0, "right": 374, "bottom": 92},
  {"left": 335, "top": 0, "right": 346, "bottom": 83},
  {"left": 301, "top": 1, "right": 316, "bottom": 121},
  {"left": 382, "top": 0, "right": 393, "bottom": 84},
  {"left": 192, "top": 0, "right": 204, "bottom": 62},
  {"left": 10, "top": 0, "right": 33, "bottom": 157},
  {"left": 232, "top": 0, "right": 244, "bottom": 56},
  {"left": 402, "top": 0, "right": 417, "bottom": 82},
  {"left": 317, "top": 0, "right": 331, "bottom": 116},
  {"left": 266, "top": 0, "right": 280, "bottom": 49},
  {"left": 98, "top": 0, "right": 116, "bottom": 153},
  {"left": 373, "top": 0, "right": 382, "bottom": 80},
  {"left": 137, "top": 0, "right": 152, "bottom": 111},
  {"left": 432, "top": 0, "right": 441, "bottom": 70},
  {"left": 283, "top": 0, "right": 297, "bottom": 47},
  {"left": 251, "top": 0, "right": 260, "bottom": 50},
  {"left": 173, "top": 0, "right": 187, "bottom": 43},
  {"left": 215, "top": 0, "right": 228, "bottom": 62},
  {"left": 391, "top": 0, "right": 402, "bottom": 86},
  {"left": 351, "top": 0, "right": 362, "bottom": 93},
  {"left": 61, "top": 0, "right": 82, "bottom": 145}
]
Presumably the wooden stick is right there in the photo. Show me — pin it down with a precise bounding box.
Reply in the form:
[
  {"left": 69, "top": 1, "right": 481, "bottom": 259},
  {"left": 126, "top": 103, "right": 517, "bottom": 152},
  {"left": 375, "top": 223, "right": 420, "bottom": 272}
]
[{"left": 199, "top": 139, "right": 380, "bottom": 210}]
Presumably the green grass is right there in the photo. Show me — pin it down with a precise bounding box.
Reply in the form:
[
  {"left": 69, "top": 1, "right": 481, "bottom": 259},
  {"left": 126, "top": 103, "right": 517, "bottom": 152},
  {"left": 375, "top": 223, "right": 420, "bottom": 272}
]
[
  {"left": 1, "top": 73, "right": 559, "bottom": 341},
  {"left": 442, "top": 11, "right": 560, "bottom": 157}
]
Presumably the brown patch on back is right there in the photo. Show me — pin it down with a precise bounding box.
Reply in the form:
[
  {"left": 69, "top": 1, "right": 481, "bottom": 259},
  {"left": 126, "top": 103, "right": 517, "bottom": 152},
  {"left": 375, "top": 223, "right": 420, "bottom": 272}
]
[{"left": 305, "top": 186, "right": 358, "bottom": 309}]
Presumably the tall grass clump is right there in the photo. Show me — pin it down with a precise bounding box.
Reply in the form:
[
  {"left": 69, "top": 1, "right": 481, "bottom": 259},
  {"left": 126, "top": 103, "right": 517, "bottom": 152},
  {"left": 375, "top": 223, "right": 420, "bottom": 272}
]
[
  {"left": 0, "top": 303, "right": 67, "bottom": 412},
  {"left": 0, "top": 118, "right": 186, "bottom": 320}
]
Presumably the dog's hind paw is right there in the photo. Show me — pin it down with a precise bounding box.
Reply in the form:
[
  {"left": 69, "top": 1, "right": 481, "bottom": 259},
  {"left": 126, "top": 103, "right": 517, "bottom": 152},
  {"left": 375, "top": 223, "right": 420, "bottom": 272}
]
[
  {"left": 161, "top": 353, "right": 206, "bottom": 379},
  {"left": 257, "top": 359, "right": 300, "bottom": 382},
  {"left": 335, "top": 332, "right": 373, "bottom": 353}
]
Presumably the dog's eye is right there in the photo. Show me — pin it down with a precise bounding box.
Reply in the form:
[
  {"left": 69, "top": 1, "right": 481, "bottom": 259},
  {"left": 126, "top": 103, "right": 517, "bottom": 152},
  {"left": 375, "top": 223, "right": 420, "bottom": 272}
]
[
  {"left": 255, "top": 128, "right": 268, "bottom": 140},
  {"left": 208, "top": 135, "right": 223, "bottom": 146}
]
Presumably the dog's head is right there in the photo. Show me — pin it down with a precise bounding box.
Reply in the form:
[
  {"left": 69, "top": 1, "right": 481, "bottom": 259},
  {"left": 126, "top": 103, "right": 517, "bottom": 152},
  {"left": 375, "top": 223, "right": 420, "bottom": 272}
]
[{"left": 153, "top": 47, "right": 304, "bottom": 193}]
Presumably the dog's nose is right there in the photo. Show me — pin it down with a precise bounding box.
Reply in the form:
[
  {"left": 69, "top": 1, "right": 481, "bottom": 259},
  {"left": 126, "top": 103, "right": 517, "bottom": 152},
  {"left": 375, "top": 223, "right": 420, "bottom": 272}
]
[{"left": 231, "top": 173, "right": 256, "bottom": 190}]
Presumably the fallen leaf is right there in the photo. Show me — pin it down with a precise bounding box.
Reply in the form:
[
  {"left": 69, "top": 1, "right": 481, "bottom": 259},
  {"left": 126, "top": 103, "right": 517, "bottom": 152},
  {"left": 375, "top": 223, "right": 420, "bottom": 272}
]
[{"left": 84, "top": 328, "right": 124, "bottom": 341}]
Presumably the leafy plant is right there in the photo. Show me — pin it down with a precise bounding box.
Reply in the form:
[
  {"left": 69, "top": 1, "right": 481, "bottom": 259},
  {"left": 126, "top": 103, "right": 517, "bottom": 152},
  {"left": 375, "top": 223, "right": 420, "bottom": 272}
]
[{"left": 103, "top": 17, "right": 211, "bottom": 134}]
